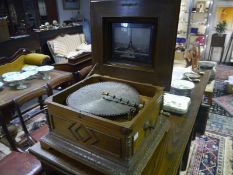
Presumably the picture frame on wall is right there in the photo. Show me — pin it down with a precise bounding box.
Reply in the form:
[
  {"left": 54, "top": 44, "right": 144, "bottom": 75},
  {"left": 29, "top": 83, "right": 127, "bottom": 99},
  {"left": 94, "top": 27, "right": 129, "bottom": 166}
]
[
  {"left": 196, "top": 1, "right": 206, "bottom": 13},
  {"left": 63, "top": 0, "right": 80, "bottom": 10}
]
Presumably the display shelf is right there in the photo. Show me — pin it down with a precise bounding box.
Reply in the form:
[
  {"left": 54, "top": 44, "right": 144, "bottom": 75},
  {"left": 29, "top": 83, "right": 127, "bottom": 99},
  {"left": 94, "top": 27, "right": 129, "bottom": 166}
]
[
  {"left": 187, "top": 0, "right": 213, "bottom": 51},
  {"left": 176, "top": 0, "right": 213, "bottom": 56}
]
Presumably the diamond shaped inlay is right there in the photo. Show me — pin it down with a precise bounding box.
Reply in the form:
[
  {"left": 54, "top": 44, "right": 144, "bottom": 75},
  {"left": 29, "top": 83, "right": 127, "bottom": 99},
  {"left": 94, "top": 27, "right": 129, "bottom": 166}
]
[{"left": 69, "top": 123, "right": 91, "bottom": 142}]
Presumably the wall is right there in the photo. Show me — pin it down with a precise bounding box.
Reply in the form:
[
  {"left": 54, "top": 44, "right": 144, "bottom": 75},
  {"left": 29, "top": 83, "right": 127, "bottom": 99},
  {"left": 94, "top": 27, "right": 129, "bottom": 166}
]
[
  {"left": 56, "top": 0, "right": 90, "bottom": 23},
  {"left": 56, "top": 0, "right": 79, "bottom": 23},
  {"left": 205, "top": 0, "right": 233, "bottom": 61},
  {"left": 80, "top": 0, "right": 90, "bottom": 22}
]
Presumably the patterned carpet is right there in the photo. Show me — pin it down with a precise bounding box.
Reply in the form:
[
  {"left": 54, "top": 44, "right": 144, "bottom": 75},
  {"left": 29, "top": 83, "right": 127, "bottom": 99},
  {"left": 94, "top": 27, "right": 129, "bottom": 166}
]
[
  {"left": 216, "top": 65, "right": 233, "bottom": 80},
  {"left": 186, "top": 113, "right": 233, "bottom": 175},
  {"left": 187, "top": 132, "right": 229, "bottom": 175},
  {"left": 185, "top": 64, "right": 233, "bottom": 175},
  {"left": 208, "top": 80, "right": 231, "bottom": 117},
  {"left": 213, "top": 95, "right": 233, "bottom": 117}
]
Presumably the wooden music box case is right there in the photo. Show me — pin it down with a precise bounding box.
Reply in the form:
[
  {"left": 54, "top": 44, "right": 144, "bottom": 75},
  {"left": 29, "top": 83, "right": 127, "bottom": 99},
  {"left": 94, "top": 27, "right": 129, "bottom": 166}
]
[{"left": 40, "top": 0, "right": 181, "bottom": 174}]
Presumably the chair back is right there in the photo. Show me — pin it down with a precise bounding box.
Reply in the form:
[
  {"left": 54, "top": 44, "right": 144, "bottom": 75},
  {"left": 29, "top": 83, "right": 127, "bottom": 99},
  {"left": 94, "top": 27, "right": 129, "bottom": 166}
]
[
  {"left": 47, "top": 66, "right": 93, "bottom": 95},
  {"left": 210, "top": 33, "right": 226, "bottom": 47},
  {"left": 47, "top": 73, "right": 74, "bottom": 95},
  {"left": 13, "top": 85, "right": 50, "bottom": 143}
]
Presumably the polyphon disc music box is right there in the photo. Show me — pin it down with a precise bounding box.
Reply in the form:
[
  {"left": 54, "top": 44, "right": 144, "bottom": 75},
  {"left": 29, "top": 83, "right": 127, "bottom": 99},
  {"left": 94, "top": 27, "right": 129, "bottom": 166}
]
[{"left": 40, "top": 0, "right": 181, "bottom": 174}]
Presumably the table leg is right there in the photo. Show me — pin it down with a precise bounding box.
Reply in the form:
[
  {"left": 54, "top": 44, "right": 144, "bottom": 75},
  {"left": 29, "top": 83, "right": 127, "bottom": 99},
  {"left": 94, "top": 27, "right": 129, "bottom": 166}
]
[
  {"left": 181, "top": 129, "right": 193, "bottom": 171},
  {"left": 208, "top": 47, "right": 213, "bottom": 61},
  {"left": 223, "top": 39, "right": 233, "bottom": 63},
  {"left": 219, "top": 47, "right": 225, "bottom": 63}
]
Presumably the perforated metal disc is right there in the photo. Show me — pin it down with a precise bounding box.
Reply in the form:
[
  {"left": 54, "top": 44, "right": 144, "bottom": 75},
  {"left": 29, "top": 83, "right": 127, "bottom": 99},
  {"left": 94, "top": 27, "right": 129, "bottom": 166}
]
[{"left": 66, "top": 81, "right": 140, "bottom": 118}]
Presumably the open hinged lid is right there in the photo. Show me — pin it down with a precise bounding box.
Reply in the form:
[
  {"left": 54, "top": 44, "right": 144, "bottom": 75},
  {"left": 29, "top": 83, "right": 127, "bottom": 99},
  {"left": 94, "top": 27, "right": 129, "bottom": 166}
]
[{"left": 90, "top": 0, "right": 181, "bottom": 90}]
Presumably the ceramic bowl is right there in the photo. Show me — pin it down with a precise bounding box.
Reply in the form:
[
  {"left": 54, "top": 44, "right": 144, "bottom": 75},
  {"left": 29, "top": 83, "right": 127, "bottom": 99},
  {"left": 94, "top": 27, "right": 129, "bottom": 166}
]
[
  {"left": 22, "top": 65, "right": 38, "bottom": 72},
  {"left": 2, "top": 72, "right": 21, "bottom": 79},
  {"left": 4, "top": 73, "right": 30, "bottom": 89},
  {"left": 183, "top": 72, "right": 200, "bottom": 80},
  {"left": 22, "top": 70, "right": 38, "bottom": 79},
  {"left": 3, "top": 76, "right": 18, "bottom": 87},
  {"left": 37, "top": 65, "right": 54, "bottom": 80},
  {"left": 171, "top": 80, "right": 195, "bottom": 97},
  {"left": 37, "top": 65, "right": 54, "bottom": 72}
]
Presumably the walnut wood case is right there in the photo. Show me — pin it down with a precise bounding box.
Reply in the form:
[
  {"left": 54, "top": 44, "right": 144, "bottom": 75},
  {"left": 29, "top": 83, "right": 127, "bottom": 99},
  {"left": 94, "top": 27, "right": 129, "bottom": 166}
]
[
  {"left": 40, "top": 0, "right": 181, "bottom": 174},
  {"left": 42, "top": 74, "right": 169, "bottom": 175}
]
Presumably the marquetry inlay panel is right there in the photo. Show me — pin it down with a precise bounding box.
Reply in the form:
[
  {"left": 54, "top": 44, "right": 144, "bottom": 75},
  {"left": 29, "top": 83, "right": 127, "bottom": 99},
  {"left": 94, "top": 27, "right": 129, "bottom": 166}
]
[
  {"left": 51, "top": 115, "right": 122, "bottom": 158},
  {"left": 69, "top": 123, "right": 99, "bottom": 144}
]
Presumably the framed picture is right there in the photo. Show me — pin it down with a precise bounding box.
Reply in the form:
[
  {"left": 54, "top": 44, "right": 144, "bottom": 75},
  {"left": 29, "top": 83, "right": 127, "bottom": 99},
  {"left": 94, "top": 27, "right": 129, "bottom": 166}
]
[
  {"left": 196, "top": 1, "right": 206, "bottom": 13},
  {"left": 216, "top": 7, "right": 233, "bottom": 30},
  {"left": 63, "top": 0, "right": 80, "bottom": 10}
]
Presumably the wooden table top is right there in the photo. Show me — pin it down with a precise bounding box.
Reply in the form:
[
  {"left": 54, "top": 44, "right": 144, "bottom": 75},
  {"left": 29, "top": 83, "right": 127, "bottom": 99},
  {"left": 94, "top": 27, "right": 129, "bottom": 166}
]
[
  {"left": 30, "top": 71, "right": 210, "bottom": 175},
  {"left": 0, "top": 70, "right": 71, "bottom": 108},
  {"left": 152, "top": 71, "right": 210, "bottom": 175}
]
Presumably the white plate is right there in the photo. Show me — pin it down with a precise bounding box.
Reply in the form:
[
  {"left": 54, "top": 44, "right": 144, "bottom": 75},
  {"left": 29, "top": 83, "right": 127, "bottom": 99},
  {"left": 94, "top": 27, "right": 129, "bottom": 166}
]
[
  {"left": 37, "top": 65, "right": 54, "bottom": 72},
  {"left": 3, "top": 76, "right": 17, "bottom": 83},
  {"left": 171, "top": 80, "right": 195, "bottom": 90},
  {"left": 2, "top": 72, "right": 21, "bottom": 79},
  {"left": 22, "top": 65, "right": 38, "bottom": 72},
  {"left": 4, "top": 73, "right": 30, "bottom": 82},
  {"left": 22, "top": 70, "right": 38, "bottom": 77}
]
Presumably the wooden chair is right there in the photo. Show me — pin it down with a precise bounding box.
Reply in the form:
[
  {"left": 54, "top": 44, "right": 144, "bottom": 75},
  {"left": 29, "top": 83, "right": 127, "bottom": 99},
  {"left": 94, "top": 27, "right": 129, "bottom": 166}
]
[
  {"left": 208, "top": 33, "right": 226, "bottom": 62},
  {"left": 13, "top": 85, "right": 50, "bottom": 145},
  {"left": 0, "top": 151, "right": 43, "bottom": 175},
  {"left": 0, "top": 111, "right": 43, "bottom": 175},
  {"left": 46, "top": 72, "right": 74, "bottom": 96},
  {"left": 47, "top": 65, "right": 93, "bottom": 95}
]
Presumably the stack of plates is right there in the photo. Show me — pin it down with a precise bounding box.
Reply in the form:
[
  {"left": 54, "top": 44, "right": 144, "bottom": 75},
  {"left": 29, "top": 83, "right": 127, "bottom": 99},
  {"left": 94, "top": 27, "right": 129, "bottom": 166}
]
[{"left": 171, "top": 80, "right": 195, "bottom": 97}]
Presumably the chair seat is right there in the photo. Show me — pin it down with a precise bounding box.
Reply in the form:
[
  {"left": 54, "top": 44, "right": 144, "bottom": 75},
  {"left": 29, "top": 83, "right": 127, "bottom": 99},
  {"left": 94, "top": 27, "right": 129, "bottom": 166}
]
[
  {"left": 0, "top": 151, "right": 42, "bottom": 175},
  {"left": 31, "top": 124, "right": 49, "bottom": 142}
]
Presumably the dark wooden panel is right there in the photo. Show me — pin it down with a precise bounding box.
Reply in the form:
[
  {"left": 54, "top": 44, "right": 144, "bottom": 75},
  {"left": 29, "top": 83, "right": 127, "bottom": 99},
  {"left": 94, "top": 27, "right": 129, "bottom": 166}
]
[
  {"left": 0, "top": 35, "right": 40, "bottom": 58},
  {"left": 45, "top": 0, "right": 58, "bottom": 23},
  {"left": 91, "top": 0, "right": 181, "bottom": 90}
]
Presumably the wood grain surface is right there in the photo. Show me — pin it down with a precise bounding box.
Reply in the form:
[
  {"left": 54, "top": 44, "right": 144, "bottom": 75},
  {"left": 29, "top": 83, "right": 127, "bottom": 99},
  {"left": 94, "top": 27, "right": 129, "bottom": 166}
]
[{"left": 30, "top": 71, "right": 210, "bottom": 175}]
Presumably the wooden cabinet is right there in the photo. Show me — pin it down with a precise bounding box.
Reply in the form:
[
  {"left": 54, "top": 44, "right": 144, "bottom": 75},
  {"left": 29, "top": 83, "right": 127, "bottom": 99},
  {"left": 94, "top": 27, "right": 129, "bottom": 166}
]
[
  {"left": 176, "top": 0, "right": 213, "bottom": 51},
  {"left": 0, "top": 18, "right": 10, "bottom": 42},
  {"left": 0, "top": 35, "right": 40, "bottom": 58},
  {"left": 0, "top": 0, "right": 58, "bottom": 36}
]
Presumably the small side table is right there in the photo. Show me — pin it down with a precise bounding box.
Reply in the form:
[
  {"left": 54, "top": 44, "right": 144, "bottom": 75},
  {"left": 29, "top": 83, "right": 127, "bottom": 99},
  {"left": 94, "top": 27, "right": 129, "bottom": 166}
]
[{"left": 208, "top": 33, "right": 226, "bottom": 63}]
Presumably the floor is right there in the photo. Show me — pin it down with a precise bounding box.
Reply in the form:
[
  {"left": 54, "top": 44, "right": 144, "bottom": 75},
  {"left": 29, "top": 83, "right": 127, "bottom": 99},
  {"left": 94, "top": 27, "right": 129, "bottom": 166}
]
[{"left": 181, "top": 64, "right": 233, "bottom": 175}]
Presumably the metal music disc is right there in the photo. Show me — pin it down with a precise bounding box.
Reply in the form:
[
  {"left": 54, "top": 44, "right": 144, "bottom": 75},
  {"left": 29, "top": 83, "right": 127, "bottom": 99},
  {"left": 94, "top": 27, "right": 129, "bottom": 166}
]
[{"left": 66, "top": 81, "right": 140, "bottom": 118}]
